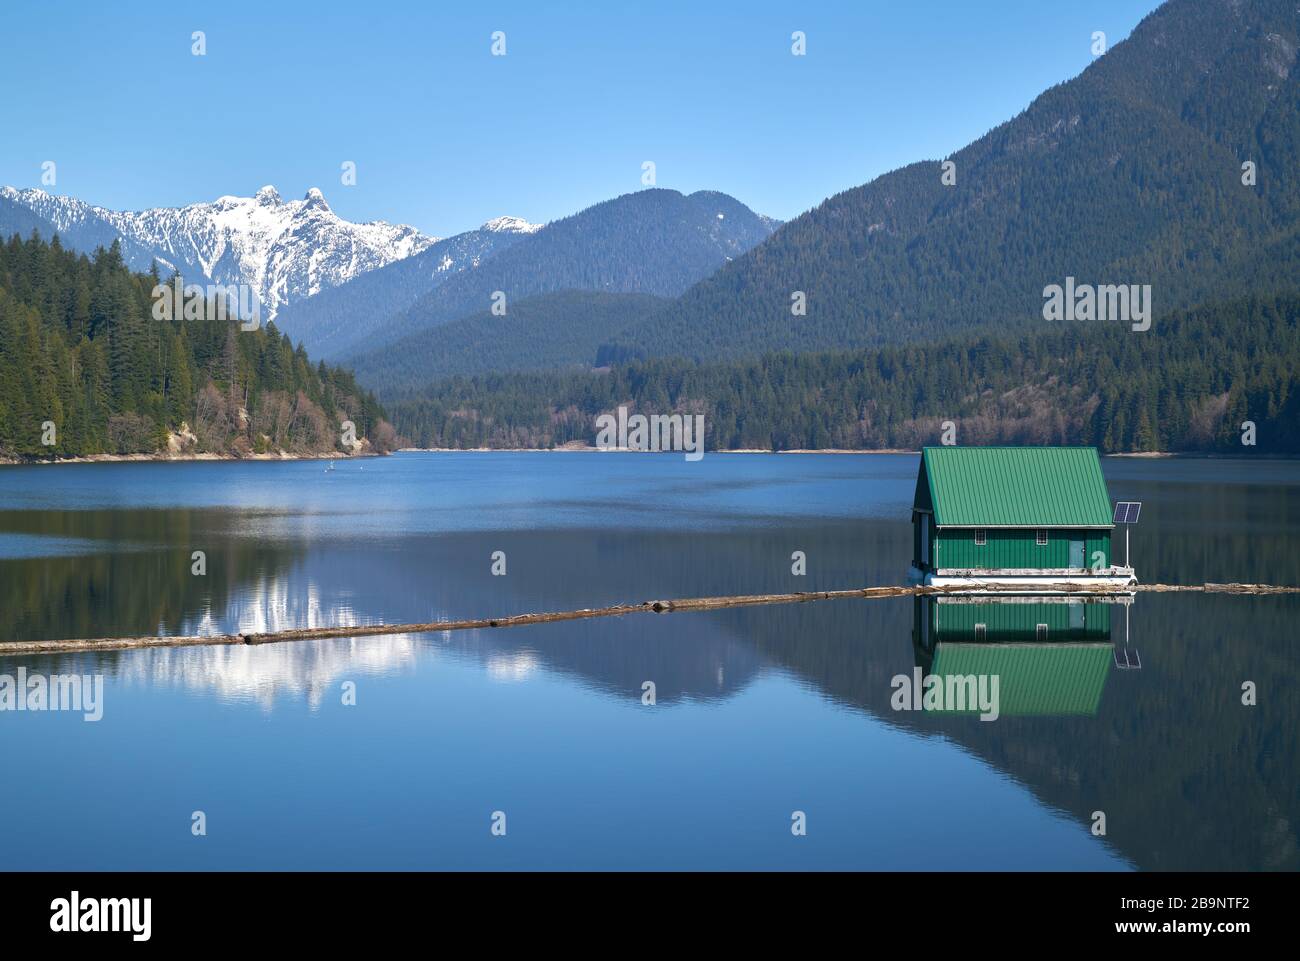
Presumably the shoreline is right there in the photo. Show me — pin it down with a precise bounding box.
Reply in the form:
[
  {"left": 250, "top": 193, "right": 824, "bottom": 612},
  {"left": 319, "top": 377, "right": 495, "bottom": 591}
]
[
  {"left": 397, "top": 445, "right": 917, "bottom": 455},
  {"left": 397, "top": 446, "right": 1286, "bottom": 459},
  {"left": 3, "top": 447, "right": 1291, "bottom": 465},
  {"left": 1, "top": 450, "right": 384, "bottom": 467}
]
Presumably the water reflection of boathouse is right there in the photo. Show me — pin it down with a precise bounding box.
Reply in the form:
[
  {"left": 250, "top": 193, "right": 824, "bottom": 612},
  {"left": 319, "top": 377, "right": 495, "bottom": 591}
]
[{"left": 912, "top": 596, "right": 1131, "bottom": 716}]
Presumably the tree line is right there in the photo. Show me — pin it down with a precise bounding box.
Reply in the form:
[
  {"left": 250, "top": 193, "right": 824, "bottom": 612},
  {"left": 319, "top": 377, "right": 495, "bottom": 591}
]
[{"left": 384, "top": 293, "right": 1300, "bottom": 454}]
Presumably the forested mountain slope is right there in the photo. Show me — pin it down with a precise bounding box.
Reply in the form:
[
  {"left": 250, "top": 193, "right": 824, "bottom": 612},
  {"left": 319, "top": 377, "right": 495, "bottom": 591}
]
[
  {"left": 350, "top": 290, "right": 668, "bottom": 386},
  {"left": 0, "top": 232, "right": 394, "bottom": 460},
  {"left": 607, "top": 0, "right": 1300, "bottom": 361},
  {"left": 343, "top": 189, "right": 777, "bottom": 362}
]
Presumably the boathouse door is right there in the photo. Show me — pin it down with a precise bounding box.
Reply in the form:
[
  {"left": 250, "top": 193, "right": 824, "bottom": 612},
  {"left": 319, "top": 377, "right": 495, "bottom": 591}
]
[
  {"left": 920, "top": 516, "right": 931, "bottom": 567},
  {"left": 1069, "top": 538, "right": 1085, "bottom": 570}
]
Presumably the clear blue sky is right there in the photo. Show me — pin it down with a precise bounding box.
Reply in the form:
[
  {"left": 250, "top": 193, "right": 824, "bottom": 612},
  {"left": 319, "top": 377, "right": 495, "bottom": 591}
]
[{"left": 0, "top": 0, "right": 1162, "bottom": 237}]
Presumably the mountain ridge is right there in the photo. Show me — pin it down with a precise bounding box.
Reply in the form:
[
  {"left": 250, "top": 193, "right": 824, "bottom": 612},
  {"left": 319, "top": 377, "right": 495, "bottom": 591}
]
[
  {"left": 603, "top": 0, "right": 1300, "bottom": 361},
  {"left": 0, "top": 185, "right": 445, "bottom": 320},
  {"left": 271, "top": 214, "right": 545, "bottom": 359},
  {"left": 328, "top": 187, "right": 779, "bottom": 365}
]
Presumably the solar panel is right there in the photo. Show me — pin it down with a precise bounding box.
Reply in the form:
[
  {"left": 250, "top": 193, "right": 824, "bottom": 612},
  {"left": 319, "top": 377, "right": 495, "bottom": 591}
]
[{"left": 1113, "top": 501, "right": 1142, "bottom": 524}]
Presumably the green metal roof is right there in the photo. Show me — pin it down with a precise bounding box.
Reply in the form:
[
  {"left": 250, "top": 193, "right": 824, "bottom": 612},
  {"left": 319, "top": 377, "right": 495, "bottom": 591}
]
[
  {"left": 929, "top": 643, "right": 1112, "bottom": 716},
  {"left": 919, "top": 447, "right": 1113, "bottom": 527}
]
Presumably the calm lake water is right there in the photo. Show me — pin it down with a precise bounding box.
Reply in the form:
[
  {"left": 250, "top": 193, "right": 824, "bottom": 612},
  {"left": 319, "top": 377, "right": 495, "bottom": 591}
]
[{"left": 0, "top": 452, "right": 1297, "bottom": 870}]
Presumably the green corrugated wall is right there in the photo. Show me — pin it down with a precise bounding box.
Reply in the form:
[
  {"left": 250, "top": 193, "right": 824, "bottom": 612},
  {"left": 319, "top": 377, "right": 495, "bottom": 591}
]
[
  {"left": 931, "top": 599, "right": 1112, "bottom": 641},
  {"left": 933, "top": 527, "right": 1109, "bottom": 570}
]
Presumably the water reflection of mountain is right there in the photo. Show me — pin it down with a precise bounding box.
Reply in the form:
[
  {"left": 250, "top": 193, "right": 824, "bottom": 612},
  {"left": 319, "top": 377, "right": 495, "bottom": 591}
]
[
  {"left": 303, "top": 527, "right": 781, "bottom": 705},
  {"left": 3, "top": 504, "right": 1297, "bottom": 869},
  {"left": 0, "top": 518, "right": 783, "bottom": 706},
  {"left": 726, "top": 585, "right": 1299, "bottom": 871},
  {"left": 424, "top": 521, "right": 1299, "bottom": 871},
  {"left": 47, "top": 635, "right": 422, "bottom": 711},
  {"left": 499, "top": 518, "right": 1297, "bottom": 872}
]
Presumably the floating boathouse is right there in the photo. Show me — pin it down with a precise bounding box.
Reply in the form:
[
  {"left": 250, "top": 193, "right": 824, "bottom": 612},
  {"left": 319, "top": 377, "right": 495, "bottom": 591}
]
[{"left": 908, "top": 446, "right": 1136, "bottom": 592}]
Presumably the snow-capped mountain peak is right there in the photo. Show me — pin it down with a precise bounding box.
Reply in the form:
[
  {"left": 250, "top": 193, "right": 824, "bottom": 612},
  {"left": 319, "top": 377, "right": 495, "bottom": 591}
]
[
  {"left": 480, "top": 215, "right": 543, "bottom": 234},
  {"left": 0, "top": 184, "right": 437, "bottom": 319}
]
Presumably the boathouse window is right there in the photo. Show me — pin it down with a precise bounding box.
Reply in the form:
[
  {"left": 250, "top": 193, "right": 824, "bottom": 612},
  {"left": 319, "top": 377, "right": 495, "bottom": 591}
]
[
  {"left": 975, "top": 529, "right": 987, "bottom": 546},
  {"left": 1036, "top": 529, "right": 1048, "bottom": 546},
  {"left": 974, "top": 623, "right": 986, "bottom": 641},
  {"left": 1036, "top": 623, "right": 1049, "bottom": 641}
]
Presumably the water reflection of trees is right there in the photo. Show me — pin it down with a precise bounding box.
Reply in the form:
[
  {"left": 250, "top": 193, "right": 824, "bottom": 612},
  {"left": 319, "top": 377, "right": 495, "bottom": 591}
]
[
  {"left": 2, "top": 506, "right": 1296, "bottom": 870},
  {"left": 0, "top": 508, "right": 307, "bottom": 646}
]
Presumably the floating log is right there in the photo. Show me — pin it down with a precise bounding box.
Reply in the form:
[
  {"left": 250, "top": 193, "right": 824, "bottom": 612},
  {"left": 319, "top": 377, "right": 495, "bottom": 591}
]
[{"left": 1, "top": 582, "right": 1297, "bottom": 657}]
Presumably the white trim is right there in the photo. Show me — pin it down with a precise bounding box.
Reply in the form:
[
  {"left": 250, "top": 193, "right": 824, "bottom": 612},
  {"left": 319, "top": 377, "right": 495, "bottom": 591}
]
[
  {"left": 936, "top": 566, "right": 1135, "bottom": 577},
  {"left": 933, "top": 594, "right": 1134, "bottom": 606},
  {"left": 907, "top": 565, "right": 1138, "bottom": 596},
  {"left": 933, "top": 524, "right": 1114, "bottom": 530}
]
